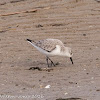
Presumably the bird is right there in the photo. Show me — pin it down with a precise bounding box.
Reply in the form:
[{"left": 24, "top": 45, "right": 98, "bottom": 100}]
[{"left": 26, "top": 38, "right": 73, "bottom": 67}]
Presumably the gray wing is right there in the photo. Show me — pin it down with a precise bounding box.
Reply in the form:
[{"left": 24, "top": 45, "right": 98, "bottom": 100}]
[{"left": 33, "top": 39, "right": 63, "bottom": 52}]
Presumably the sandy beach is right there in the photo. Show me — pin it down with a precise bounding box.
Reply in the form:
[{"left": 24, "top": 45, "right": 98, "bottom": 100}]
[{"left": 0, "top": 0, "right": 100, "bottom": 100}]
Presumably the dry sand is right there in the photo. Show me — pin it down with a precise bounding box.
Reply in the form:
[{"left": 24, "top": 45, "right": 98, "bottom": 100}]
[{"left": 0, "top": 0, "right": 100, "bottom": 100}]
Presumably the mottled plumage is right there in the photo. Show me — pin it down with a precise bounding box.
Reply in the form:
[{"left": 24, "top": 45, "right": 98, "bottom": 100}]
[
  {"left": 32, "top": 39, "right": 65, "bottom": 52},
  {"left": 27, "top": 38, "right": 73, "bottom": 67}
]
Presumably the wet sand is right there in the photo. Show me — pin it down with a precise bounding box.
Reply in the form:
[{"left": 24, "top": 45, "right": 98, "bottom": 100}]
[{"left": 0, "top": 0, "right": 100, "bottom": 100}]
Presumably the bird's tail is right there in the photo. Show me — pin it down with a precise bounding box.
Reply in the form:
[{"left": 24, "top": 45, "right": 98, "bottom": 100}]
[
  {"left": 27, "top": 39, "right": 39, "bottom": 49},
  {"left": 27, "top": 39, "right": 32, "bottom": 43},
  {"left": 26, "top": 39, "right": 36, "bottom": 47}
]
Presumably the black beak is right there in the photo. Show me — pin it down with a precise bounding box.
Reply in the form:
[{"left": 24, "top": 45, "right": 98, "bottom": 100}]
[{"left": 70, "top": 57, "right": 73, "bottom": 64}]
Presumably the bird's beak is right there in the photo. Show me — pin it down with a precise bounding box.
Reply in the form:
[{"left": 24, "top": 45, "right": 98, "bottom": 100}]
[{"left": 70, "top": 57, "right": 73, "bottom": 64}]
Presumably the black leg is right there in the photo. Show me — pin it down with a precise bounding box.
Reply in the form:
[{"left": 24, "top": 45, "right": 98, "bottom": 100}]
[
  {"left": 48, "top": 57, "right": 55, "bottom": 67},
  {"left": 46, "top": 56, "right": 55, "bottom": 67},
  {"left": 46, "top": 56, "right": 49, "bottom": 67}
]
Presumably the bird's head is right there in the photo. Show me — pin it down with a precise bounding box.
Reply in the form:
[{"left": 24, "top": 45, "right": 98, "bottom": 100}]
[{"left": 65, "top": 47, "right": 73, "bottom": 64}]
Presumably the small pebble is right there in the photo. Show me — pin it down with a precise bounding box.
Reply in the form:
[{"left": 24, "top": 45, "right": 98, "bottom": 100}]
[
  {"left": 45, "top": 85, "right": 51, "bottom": 89},
  {"left": 89, "top": 25, "right": 93, "bottom": 28},
  {"left": 22, "top": 88, "right": 26, "bottom": 90},
  {"left": 36, "top": 24, "right": 43, "bottom": 28},
  {"left": 91, "top": 77, "right": 94, "bottom": 79},
  {"left": 77, "top": 86, "right": 81, "bottom": 88},
  {"left": 15, "top": 84, "right": 18, "bottom": 86},
  {"left": 96, "top": 58, "right": 99, "bottom": 60},
  {"left": 64, "top": 92, "right": 68, "bottom": 95},
  {"left": 40, "top": 85, "right": 43, "bottom": 88},
  {"left": 95, "top": 0, "right": 100, "bottom": 3},
  {"left": 96, "top": 89, "right": 100, "bottom": 91},
  {"left": 86, "top": 73, "right": 89, "bottom": 75},
  {"left": 83, "top": 34, "right": 86, "bottom": 36}
]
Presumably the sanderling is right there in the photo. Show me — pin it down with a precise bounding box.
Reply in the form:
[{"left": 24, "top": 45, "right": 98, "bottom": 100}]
[{"left": 27, "top": 38, "right": 73, "bottom": 67}]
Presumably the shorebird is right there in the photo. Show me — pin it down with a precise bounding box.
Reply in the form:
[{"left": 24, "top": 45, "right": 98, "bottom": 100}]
[{"left": 27, "top": 38, "right": 73, "bottom": 67}]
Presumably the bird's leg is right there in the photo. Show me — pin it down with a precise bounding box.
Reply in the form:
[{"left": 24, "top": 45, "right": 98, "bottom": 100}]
[
  {"left": 47, "top": 57, "right": 55, "bottom": 67},
  {"left": 46, "top": 56, "right": 49, "bottom": 67}
]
